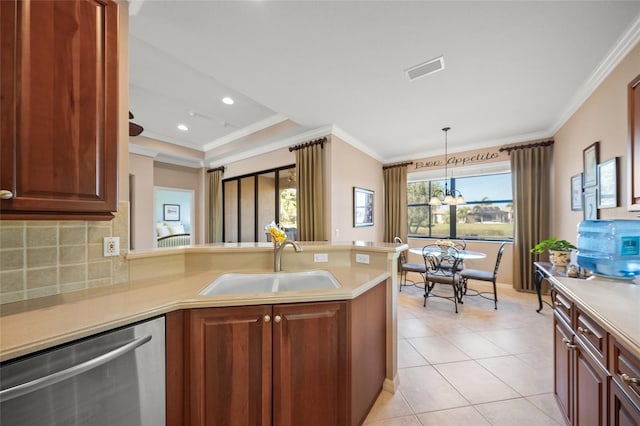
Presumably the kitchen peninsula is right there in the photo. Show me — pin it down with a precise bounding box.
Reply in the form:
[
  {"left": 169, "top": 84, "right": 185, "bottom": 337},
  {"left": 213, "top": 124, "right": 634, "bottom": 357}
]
[{"left": 0, "top": 241, "right": 405, "bottom": 426}]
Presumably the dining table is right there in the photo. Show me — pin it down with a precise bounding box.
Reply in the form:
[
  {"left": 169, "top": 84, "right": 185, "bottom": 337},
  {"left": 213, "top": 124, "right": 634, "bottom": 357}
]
[{"left": 408, "top": 247, "right": 487, "bottom": 260}]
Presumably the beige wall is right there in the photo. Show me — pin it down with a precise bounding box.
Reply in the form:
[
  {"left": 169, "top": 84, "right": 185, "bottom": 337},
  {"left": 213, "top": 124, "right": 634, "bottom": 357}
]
[
  {"left": 224, "top": 147, "right": 296, "bottom": 179},
  {"left": 328, "top": 136, "right": 384, "bottom": 242},
  {"left": 553, "top": 41, "right": 640, "bottom": 242},
  {"left": 129, "top": 154, "right": 155, "bottom": 250}
]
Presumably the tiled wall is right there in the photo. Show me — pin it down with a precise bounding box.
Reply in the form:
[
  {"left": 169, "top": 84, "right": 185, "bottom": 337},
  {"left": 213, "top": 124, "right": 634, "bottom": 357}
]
[{"left": 0, "top": 202, "right": 129, "bottom": 304}]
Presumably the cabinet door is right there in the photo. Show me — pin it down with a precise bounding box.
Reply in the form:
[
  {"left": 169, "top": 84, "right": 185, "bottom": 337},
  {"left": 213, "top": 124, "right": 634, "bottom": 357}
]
[
  {"left": 273, "top": 301, "right": 348, "bottom": 426},
  {"left": 188, "top": 306, "right": 272, "bottom": 426},
  {"left": 554, "top": 314, "right": 573, "bottom": 425},
  {"left": 0, "top": 0, "right": 118, "bottom": 220},
  {"left": 611, "top": 379, "right": 640, "bottom": 426},
  {"left": 574, "top": 338, "right": 609, "bottom": 426}
]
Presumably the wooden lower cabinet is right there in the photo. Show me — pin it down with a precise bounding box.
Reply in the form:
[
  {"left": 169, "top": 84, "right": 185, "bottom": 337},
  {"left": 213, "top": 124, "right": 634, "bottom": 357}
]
[
  {"left": 574, "top": 337, "right": 609, "bottom": 426},
  {"left": 552, "top": 286, "right": 640, "bottom": 426},
  {"left": 554, "top": 315, "right": 573, "bottom": 424},
  {"left": 166, "top": 281, "right": 386, "bottom": 426}
]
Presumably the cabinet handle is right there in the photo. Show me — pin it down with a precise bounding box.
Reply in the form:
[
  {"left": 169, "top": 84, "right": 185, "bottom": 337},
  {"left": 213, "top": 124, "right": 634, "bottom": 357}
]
[
  {"left": 562, "top": 337, "right": 571, "bottom": 344},
  {"left": 565, "top": 343, "right": 577, "bottom": 349},
  {"left": 621, "top": 373, "right": 639, "bottom": 385},
  {"left": 553, "top": 301, "right": 561, "bottom": 307},
  {"left": 0, "top": 190, "right": 14, "bottom": 200},
  {"left": 577, "top": 326, "right": 590, "bottom": 335},
  {"left": 264, "top": 314, "right": 271, "bottom": 323},
  {"left": 274, "top": 315, "right": 282, "bottom": 323}
]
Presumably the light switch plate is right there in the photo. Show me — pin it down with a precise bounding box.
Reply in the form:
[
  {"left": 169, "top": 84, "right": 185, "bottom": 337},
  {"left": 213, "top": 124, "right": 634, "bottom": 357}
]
[
  {"left": 103, "top": 237, "right": 120, "bottom": 257},
  {"left": 355, "top": 253, "right": 370, "bottom": 264},
  {"left": 314, "top": 253, "right": 329, "bottom": 263}
]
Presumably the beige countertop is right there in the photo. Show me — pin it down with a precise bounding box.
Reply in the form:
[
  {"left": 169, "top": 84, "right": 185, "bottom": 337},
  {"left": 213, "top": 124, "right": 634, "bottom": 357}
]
[
  {"left": 547, "top": 273, "right": 640, "bottom": 355},
  {"left": 0, "top": 263, "right": 390, "bottom": 362}
]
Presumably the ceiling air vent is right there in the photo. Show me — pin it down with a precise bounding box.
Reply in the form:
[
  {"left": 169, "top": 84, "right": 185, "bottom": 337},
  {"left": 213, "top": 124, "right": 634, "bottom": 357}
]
[{"left": 405, "top": 55, "right": 445, "bottom": 81}]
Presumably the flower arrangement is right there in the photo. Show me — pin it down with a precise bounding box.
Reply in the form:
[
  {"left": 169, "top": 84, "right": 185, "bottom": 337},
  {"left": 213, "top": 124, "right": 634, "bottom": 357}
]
[{"left": 265, "top": 221, "right": 286, "bottom": 245}]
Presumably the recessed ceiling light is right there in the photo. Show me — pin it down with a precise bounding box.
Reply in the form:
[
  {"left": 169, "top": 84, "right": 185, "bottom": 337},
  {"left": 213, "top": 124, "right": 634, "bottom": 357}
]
[
  {"left": 222, "top": 97, "right": 234, "bottom": 105},
  {"left": 177, "top": 124, "right": 189, "bottom": 131}
]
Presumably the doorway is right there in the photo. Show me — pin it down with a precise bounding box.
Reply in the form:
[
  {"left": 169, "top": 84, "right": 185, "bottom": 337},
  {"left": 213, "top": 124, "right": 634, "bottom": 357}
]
[{"left": 154, "top": 187, "right": 194, "bottom": 247}]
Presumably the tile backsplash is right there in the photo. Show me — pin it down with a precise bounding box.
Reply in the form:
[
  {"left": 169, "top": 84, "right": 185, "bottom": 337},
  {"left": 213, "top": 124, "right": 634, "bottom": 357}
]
[{"left": 0, "top": 202, "right": 129, "bottom": 304}]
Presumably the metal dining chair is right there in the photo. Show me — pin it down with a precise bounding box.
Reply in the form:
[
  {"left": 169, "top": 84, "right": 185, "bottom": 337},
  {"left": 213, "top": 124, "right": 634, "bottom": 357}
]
[
  {"left": 439, "top": 238, "right": 466, "bottom": 272},
  {"left": 459, "top": 242, "right": 506, "bottom": 310},
  {"left": 422, "top": 243, "right": 463, "bottom": 313},
  {"left": 394, "top": 237, "right": 426, "bottom": 291}
]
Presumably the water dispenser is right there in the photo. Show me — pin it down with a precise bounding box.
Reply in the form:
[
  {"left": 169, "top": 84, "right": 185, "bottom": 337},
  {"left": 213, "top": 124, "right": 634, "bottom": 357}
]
[{"left": 576, "top": 219, "right": 640, "bottom": 279}]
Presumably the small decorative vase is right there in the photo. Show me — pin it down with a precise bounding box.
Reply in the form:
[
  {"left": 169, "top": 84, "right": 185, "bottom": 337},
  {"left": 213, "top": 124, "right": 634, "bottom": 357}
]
[{"left": 549, "top": 250, "right": 570, "bottom": 267}]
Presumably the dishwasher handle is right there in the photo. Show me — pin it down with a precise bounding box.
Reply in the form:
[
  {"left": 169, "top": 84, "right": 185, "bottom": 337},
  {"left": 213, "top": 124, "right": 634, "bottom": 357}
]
[{"left": 0, "top": 334, "right": 152, "bottom": 403}]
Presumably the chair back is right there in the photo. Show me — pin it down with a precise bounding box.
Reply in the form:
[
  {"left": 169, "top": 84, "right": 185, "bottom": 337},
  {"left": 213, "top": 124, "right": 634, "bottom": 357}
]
[
  {"left": 422, "top": 243, "right": 461, "bottom": 276},
  {"left": 492, "top": 242, "right": 507, "bottom": 277},
  {"left": 450, "top": 239, "right": 466, "bottom": 250},
  {"left": 394, "top": 236, "right": 407, "bottom": 268}
]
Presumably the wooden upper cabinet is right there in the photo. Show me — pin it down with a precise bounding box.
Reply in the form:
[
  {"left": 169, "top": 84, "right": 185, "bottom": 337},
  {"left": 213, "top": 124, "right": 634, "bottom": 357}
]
[
  {"left": 0, "top": 0, "right": 119, "bottom": 220},
  {"left": 629, "top": 73, "right": 640, "bottom": 211}
]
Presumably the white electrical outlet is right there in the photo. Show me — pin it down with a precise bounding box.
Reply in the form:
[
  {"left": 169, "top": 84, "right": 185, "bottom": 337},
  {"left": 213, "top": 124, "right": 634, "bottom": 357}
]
[
  {"left": 314, "top": 253, "right": 329, "bottom": 263},
  {"left": 355, "top": 253, "right": 370, "bottom": 264},
  {"left": 103, "top": 237, "right": 120, "bottom": 257}
]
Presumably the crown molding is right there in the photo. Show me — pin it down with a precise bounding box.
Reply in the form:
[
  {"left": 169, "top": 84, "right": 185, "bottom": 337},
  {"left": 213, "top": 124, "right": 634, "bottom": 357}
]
[
  {"left": 129, "top": 142, "right": 205, "bottom": 168},
  {"left": 550, "top": 14, "right": 640, "bottom": 135},
  {"left": 206, "top": 125, "right": 333, "bottom": 168},
  {"left": 202, "top": 114, "right": 288, "bottom": 152}
]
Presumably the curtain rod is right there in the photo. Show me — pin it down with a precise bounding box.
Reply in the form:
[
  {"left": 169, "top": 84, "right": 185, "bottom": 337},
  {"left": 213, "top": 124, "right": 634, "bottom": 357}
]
[
  {"left": 207, "top": 166, "right": 225, "bottom": 173},
  {"left": 499, "top": 139, "right": 554, "bottom": 154},
  {"left": 382, "top": 161, "right": 414, "bottom": 170},
  {"left": 288, "top": 137, "right": 327, "bottom": 152}
]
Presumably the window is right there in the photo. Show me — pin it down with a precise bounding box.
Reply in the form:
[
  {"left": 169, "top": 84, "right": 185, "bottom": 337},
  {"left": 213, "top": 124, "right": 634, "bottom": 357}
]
[{"left": 407, "top": 173, "right": 513, "bottom": 240}]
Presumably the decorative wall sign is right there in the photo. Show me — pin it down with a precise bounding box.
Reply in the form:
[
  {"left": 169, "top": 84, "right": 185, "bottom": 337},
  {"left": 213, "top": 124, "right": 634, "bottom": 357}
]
[
  {"left": 582, "top": 141, "right": 600, "bottom": 188},
  {"left": 571, "top": 173, "right": 583, "bottom": 211},
  {"left": 597, "top": 157, "right": 618, "bottom": 209},
  {"left": 353, "top": 187, "right": 374, "bottom": 227},
  {"left": 411, "top": 146, "right": 508, "bottom": 173}
]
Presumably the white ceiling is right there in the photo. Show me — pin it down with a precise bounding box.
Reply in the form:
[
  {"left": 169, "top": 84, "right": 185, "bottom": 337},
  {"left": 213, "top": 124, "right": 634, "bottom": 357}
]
[{"left": 128, "top": 1, "right": 640, "bottom": 167}]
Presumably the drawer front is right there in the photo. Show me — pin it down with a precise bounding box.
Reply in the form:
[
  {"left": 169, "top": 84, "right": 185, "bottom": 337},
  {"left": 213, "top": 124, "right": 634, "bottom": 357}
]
[
  {"left": 575, "top": 308, "right": 607, "bottom": 366},
  {"left": 611, "top": 338, "right": 640, "bottom": 410},
  {"left": 551, "top": 289, "right": 572, "bottom": 326}
]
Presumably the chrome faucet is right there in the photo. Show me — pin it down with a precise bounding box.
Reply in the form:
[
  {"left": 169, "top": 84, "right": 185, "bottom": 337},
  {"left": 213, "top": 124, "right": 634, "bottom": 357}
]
[{"left": 274, "top": 240, "right": 303, "bottom": 272}]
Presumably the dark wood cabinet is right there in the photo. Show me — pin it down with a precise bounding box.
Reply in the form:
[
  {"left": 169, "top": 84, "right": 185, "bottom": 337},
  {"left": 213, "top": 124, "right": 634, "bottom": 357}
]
[
  {"left": 166, "top": 282, "right": 387, "bottom": 426},
  {"left": 554, "top": 316, "right": 609, "bottom": 426},
  {"left": 552, "top": 285, "right": 640, "bottom": 426},
  {"left": 629, "top": 73, "right": 640, "bottom": 211},
  {"left": 611, "top": 380, "right": 640, "bottom": 426},
  {"left": 0, "top": 0, "right": 119, "bottom": 220},
  {"left": 554, "top": 314, "right": 573, "bottom": 424}
]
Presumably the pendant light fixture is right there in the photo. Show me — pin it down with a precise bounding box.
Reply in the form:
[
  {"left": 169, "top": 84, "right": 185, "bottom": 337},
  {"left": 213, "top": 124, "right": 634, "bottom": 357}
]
[{"left": 429, "top": 127, "right": 465, "bottom": 206}]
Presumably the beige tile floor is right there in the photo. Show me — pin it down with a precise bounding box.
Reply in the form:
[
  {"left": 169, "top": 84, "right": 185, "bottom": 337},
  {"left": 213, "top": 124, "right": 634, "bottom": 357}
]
[{"left": 364, "top": 278, "right": 564, "bottom": 426}]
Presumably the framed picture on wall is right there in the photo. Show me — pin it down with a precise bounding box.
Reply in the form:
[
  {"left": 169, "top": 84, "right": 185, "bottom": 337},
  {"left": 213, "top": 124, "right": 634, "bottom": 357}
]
[
  {"left": 163, "top": 204, "right": 180, "bottom": 221},
  {"left": 583, "top": 187, "right": 598, "bottom": 220},
  {"left": 570, "top": 173, "right": 583, "bottom": 211},
  {"left": 582, "top": 141, "right": 600, "bottom": 188},
  {"left": 353, "top": 187, "right": 374, "bottom": 227},
  {"left": 597, "top": 157, "right": 618, "bottom": 208}
]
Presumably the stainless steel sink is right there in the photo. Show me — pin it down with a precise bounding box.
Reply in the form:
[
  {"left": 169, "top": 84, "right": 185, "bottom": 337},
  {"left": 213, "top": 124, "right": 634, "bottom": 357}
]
[{"left": 199, "top": 271, "right": 341, "bottom": 296}]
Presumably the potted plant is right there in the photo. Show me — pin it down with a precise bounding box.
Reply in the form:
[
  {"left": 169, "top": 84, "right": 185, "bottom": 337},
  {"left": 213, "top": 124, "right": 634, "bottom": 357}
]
[{"left": 530, "top": 237, "right": 577, "bottom": 267}]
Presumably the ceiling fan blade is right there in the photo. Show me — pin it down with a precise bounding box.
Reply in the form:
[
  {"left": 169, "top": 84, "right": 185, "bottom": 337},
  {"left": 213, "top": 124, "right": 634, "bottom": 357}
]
[
  {"left": 129, "top": 122, "right": 143, "bottom": 137},
  {"left": 128, "top": 110, "right": 143, "bottom": 136}
]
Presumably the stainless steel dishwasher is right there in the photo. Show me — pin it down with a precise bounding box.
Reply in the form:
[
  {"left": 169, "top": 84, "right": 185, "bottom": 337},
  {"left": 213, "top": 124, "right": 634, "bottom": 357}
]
[{"left": 0, "top": 316, "right": 165, "bottom": 426}]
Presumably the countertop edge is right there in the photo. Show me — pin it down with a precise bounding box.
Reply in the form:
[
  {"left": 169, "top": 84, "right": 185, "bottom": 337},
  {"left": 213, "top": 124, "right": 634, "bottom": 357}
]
[{"left": 0, "top": 268, "right": 391, "bottom": 362}]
